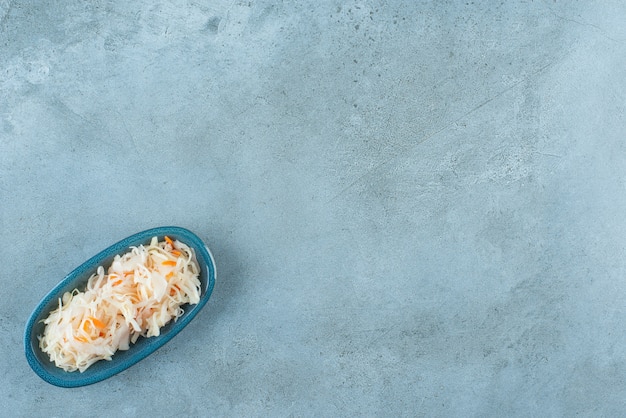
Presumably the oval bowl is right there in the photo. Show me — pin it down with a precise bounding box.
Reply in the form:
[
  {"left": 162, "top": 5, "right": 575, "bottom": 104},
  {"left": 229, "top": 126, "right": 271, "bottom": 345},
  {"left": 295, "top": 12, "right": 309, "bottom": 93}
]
[{"left": 24, "top": 226, "right": 216, "bottom": 388}]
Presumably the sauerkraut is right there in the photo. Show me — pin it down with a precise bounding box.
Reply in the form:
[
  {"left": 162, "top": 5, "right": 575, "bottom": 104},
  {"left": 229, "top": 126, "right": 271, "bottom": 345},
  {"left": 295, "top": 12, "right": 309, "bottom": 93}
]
[{"left": 38, "top": 236, "right": 201, "bottom": 372}]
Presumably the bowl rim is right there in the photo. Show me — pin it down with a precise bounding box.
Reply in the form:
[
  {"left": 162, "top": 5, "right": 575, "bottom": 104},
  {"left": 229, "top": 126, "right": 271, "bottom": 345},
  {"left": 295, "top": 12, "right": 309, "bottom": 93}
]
[{"left": 23, "top": 226, "right": 216, "bottom": 388}]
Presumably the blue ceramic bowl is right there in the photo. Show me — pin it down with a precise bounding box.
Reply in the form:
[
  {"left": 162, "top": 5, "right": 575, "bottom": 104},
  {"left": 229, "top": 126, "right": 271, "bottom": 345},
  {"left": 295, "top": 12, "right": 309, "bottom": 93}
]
[{"left": 24, "top": 226, "right": 216, "bottom": 388}]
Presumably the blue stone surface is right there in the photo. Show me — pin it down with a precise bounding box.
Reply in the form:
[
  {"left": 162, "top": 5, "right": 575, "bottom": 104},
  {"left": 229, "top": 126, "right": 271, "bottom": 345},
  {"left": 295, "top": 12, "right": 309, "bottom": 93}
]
[{"left": 2, "top": 0, "right": 626, "bottom": 415}]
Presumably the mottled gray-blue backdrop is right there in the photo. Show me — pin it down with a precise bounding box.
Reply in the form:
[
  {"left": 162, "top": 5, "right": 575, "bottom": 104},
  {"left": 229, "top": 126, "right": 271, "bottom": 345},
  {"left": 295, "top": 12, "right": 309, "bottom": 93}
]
[{"left": 2, "top": 0, "right": 626, "bottom": 416}]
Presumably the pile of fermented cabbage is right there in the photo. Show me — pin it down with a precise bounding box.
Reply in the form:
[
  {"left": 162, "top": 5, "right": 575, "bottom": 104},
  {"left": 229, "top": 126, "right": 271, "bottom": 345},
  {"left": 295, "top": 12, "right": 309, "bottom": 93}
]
[{"left": 38, "top": 236, "right": 201, "bottom": 372}]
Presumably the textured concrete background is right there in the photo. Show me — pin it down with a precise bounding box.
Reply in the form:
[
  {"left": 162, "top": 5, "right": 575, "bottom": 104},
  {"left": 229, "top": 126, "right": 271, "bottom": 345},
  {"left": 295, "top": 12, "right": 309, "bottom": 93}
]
[{"left": 2, "top": 0, "right": 626, "bottom": 416}]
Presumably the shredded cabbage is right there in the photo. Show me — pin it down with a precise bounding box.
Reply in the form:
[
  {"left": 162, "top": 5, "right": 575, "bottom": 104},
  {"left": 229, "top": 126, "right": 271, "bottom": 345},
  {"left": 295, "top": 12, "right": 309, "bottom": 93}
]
[{"left": 38, "top": 236, "right": 201, "bottom": 372}]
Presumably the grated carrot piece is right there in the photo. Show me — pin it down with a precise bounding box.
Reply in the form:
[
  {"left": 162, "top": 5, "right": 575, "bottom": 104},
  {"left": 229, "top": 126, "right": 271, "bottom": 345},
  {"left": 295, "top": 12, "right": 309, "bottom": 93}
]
[
  {"left": 89, "top": 316, "right": 107, "bottom": 329},
  {"left": 164, "top": 236, "right": 174, "bottom": 247},
  {"left": 75, "top": 335, "right": 89, "bottom": 343},
  {"left": 169, "top": 284, "right": 180, "bottom": 296},
  {"left": 162, "top": 260, "right": 177, "bottom": 266},
  {"left": 165, "top": 271, "right": 174, "bottom": 279},
  {"left": 171, "top": 250, "right": 181, "bottom": 257}
]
